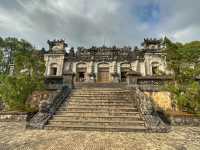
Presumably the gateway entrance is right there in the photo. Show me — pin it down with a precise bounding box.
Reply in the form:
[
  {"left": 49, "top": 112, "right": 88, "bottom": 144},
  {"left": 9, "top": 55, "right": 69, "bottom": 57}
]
[{"left": 98, "top": 67, "right": 109, "bottom": 82}]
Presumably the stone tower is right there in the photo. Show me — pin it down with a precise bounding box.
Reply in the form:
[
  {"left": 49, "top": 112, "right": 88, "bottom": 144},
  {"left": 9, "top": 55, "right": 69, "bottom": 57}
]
[{"left": 44, "top": 40, "right": 68, "bottom": 76}]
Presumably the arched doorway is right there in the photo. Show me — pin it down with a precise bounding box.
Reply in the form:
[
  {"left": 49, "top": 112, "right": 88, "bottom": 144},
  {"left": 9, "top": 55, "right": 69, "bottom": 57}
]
[
  {"left": 120, "top": 63, "right": 130, "bottom": 82},
  {"left": 97, "top": 63, "right": 110, "bottom": 82},
  {"left": 76, "top": 63, "right": 87, "bottom": 82}
]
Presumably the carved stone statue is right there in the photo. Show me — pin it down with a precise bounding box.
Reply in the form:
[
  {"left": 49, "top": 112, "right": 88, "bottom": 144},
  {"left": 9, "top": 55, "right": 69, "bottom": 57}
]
[
  {"left": 47, "top": 39, "right": 68, "bottom": 53},
  {"left": 69, "top": 47, "right": 75, "bottom": 57},
  {"left": 39, "top": 100, "right": 50, "bottom": 113}
]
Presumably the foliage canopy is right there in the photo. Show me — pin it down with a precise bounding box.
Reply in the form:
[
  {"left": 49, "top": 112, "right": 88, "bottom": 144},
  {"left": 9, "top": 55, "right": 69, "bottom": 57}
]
[
  {"left": 0, "top": 37, "right": 45, "bottom": 111},
  {"left": 165, "top": 38, "right": 200, "bottom": 113}
]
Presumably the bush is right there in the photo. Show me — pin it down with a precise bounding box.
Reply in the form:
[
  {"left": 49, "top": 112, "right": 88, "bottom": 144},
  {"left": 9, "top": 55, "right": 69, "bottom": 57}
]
[
  {"left": 0, "top": 37, "right": 45, "bottom": 112},
  {"left": 165, "top": 38, "right": 200, "bottom": 114},
  {"left": 0, "top": 75, "right": 44, "bottom": 111}
]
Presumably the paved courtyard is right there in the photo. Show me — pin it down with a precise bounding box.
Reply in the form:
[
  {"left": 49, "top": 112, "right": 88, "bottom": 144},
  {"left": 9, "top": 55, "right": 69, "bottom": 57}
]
[{"left": 0, "top": 122, "right": 200, "bottom": 150}]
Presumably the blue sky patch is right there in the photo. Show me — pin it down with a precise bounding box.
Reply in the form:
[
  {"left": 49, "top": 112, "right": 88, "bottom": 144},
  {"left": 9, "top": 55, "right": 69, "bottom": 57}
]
[{"left": 135, "top": 2, "right": 160, "bottom": 25}]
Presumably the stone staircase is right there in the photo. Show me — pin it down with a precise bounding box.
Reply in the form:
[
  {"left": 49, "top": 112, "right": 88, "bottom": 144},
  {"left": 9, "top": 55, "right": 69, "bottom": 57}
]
[{"left": 45, "top": 86, "right": 147, "bottom": 132}]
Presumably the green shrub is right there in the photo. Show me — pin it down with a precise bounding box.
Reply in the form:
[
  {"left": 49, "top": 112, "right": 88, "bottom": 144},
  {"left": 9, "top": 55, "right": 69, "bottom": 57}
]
[{"left": 0, "top": 37, "right": 45, "bottom": 112}]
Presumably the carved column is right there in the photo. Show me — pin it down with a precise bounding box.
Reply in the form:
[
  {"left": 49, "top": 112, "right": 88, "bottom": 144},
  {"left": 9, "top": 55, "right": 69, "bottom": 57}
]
[
  {"left": 111, "top": 61, "right": 119, "bottom": 83},
  {"left": 86, "top": 61, "right": 96, "bottom": 83}
]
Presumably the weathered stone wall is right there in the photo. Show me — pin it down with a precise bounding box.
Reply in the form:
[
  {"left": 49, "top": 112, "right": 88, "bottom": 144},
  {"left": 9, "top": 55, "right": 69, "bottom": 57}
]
[
  {"left": 134, "top": 88, "right": 171, "bottom": 132},
  {"left": 0, "top": 112, "right": 29, "bottom": 122},
  {"left": 169, "top": 115, "right": 200, "bottom": 126},
  {"left": 144, "top": 91, "right": 172, "bottom": 111},
  {"left": 144, "top": 91, "right": 200, "bottom": 126}
]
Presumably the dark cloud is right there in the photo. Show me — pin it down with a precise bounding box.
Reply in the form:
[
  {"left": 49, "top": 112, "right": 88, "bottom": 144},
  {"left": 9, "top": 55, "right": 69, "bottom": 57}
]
[{"left": 0, "top": 0, "right": 200, "bottom": 49}]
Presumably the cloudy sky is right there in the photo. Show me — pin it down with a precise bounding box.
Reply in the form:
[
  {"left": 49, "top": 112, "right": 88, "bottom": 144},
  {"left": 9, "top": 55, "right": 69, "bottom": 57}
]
[{"left": 0, "top": 0, "right": 200, "bottom": 49}]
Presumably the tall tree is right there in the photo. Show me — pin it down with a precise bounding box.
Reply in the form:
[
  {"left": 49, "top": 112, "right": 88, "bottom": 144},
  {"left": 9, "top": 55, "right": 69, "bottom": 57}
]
[{"left": 0, "top": 37, "right": 45, "bottom": 111}]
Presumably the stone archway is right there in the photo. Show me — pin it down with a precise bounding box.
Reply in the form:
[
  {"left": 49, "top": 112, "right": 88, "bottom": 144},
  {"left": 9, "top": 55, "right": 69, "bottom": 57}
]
[
  {"left": 120, "top": 63, "right": 131, "bottom": 82},
  {"left": 76, "top": 63, "right": 87, "bottom": 82},
  {"left": 97, "top": 63, "right": 110, "bottom": 83}
]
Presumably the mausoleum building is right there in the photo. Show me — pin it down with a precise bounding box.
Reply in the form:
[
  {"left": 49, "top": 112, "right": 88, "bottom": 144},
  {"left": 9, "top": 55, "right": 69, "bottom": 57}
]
[{"left": 44, "top": 38, "right": 169, "bottom": 83}]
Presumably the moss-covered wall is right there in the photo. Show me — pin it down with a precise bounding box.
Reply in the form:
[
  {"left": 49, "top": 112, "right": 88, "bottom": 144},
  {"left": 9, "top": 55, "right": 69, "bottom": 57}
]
[{"left": 144, "top": 92, "right": 172, "bottom": 111}]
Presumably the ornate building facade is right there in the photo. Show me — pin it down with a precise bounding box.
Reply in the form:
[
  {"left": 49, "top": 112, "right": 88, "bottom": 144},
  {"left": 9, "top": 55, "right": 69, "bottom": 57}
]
[{"left": 44, "top": 38, "right": 169, "bottom": 83}]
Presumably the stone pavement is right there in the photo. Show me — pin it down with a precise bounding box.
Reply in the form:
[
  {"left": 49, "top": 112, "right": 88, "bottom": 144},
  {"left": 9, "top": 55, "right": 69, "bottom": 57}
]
[{"left": 0, "top": 122, "right": 200, "bottom": 150}]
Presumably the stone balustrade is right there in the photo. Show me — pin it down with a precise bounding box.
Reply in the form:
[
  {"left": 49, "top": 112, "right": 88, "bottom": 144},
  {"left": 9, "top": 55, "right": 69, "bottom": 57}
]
[
  {"left": 27, "top": 86, "right": 71, "bottom": 129},
  {"left": 129, "top": 87, "right": 171, "bottom": 132}
]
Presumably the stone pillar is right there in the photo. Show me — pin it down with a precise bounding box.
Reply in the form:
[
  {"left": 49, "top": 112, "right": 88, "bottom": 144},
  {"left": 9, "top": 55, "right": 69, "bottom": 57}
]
[
  {"left": 9, "top": 64, "right": 15, "bottom": 76},
  {"left": 127, "top": 70, "right": 141, "bottom": 86},
  {"left": 63, "top": 72, "right": 75, "bottom": 89},
  {"left": 111, "top": 73, "right": 119, "bottom": 83},
  {"left": 111, "top": 61, "right": 119, "bottom": 83},
  {"left": 86, "top": 61, "right": 96, "bottom": 83}
]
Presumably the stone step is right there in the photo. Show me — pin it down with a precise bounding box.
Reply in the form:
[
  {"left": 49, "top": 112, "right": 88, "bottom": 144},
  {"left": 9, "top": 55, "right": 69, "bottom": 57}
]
[
  {"left": 57, "top": 107, "right": 138, "bottom": 112},
  {"left": 69, "top": 96, "right": 131, "bottom": 99},
  {"left": 67, "top": 102, "right": 134, "bottom": 105},
  {"left": 45, "top": 85, "right": 145, "bottom": 132},
  {"left": 71, "top": 95, "right": 130, "bottom": 97},
  {"left": 68, "top": 99, "right": 133, "bottom": 102},
  {"left": 74, "top": 92, "right": 129, "bottom": 94},
  {"left": 72, "top": 89, "right": 129, "bottom": 91},
  {"left": 70, "top": 95, "right": 131, "bottom": 98},
  {"left": 45, "top": 125, "right": 147, "bottom": 132},
  {"left": 60, "top": 104, "right": 135, "bottom": 109},
  {"left": 67, "top": 101, "right": 134, "bottom": 105},
  {"left": 74, "top": 87, "right": 128, "bottom": 89},
  {"left": 75, "top": 85, "right": 126, "bottom": 87},
  {"left": 55, "top": 111, "right": 140, "bottom": 116},
  {"left": 74, "top": 83, "right": 127, "bottom": 88},
  {"left": 73, "top": 90, "right": 130, "bottom": 92},
  {"left": 48, "top": 120, "right": 145, "bottom": 126},
  {"left": 73, "top": 91, "right": 129, "bottom": 94},
  {"left": 68, "top": 100, "right": 133, "bottom": 103},
  {"left": 72, "top": 92, "right": 130, "bottom": 94},
  {"left": 72, "top": 92, "right": 131, "bottom": 95},
  {"left": 52, "top": 115, "right": 143, "bottom": 121},
  {"left": 74, "top": 90, "right": 127, "bottom": 92},
  {"left": 69, "top": 97, "right": 131, "bottom": 100}
]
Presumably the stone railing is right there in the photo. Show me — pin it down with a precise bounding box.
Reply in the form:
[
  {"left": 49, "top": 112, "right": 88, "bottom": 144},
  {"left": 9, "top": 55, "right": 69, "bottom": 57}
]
[
  {"left": 27, "top": 86, "right": 71, "bottom": 129},
  {"left": 45, "top": 76, "right": 64, "bottom": 90},
  {"left": 127, "top": 75, "right": 172, "bottom": 91},
  {"left": 130, "top": 87, "right": 171, "bottom": 132},
  {"left": 45, "top": 84, "right": 64, "bottom": 90}
]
